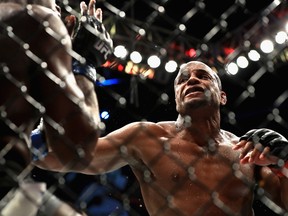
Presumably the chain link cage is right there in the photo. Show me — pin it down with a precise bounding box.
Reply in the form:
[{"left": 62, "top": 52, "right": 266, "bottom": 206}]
[{"left": 1, "top": 0, "right": 288, "bottom": 215}]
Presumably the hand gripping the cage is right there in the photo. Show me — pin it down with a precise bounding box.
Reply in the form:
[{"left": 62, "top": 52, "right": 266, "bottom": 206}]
[
  {"left": 72, "top": 14, "right": 113, "bottom": 83},
  {"left": 240, "top": 128, "right": 288, "bottom": 177},
  {"left": 71, "top": 0, "right": 113, "bottom": 83},
  {"left": 72, "top": 14, "right": 113, "bottom": 68},
  {"left": 240, "top": 128, "right": 288, "bottom": 161}
]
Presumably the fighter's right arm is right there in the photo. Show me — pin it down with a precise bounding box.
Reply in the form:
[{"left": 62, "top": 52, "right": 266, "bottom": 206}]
[
  {"left": 33, "top": 122, "right": 142, "bottom": 173},
  {"left": 33, "top": 121, "right": 168, "bottom": 174},
  {"left": 26, "top": 5, "right": 100, "bottom": 168}
]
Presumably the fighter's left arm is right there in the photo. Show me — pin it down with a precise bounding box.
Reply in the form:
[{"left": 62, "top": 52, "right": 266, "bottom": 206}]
[{"left": 233, "top": 128, "right": 288, "bottom": 211}]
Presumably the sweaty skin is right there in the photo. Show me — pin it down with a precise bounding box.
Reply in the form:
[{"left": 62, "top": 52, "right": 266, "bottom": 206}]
[{"left": 35, "top": 61, "right": 287, "bottom": 215}]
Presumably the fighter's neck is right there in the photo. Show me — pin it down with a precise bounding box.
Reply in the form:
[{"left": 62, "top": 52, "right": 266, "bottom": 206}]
[{"left": 175, "top": 114, "right": 221, "bottom": 138}]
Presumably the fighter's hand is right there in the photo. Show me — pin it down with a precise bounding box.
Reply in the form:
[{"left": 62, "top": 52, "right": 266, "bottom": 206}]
[
  {"left": 233, "top": 128, "right": 288, "bottom": 166},
  {"left": 72, "top": 0, "right": 113, "bottom": 67},
  {"left": 61, "top": 0, "right": 104, "bottom": 39},
  {"left": 80, "top": 0, "right": 103, "bottom": 22}
]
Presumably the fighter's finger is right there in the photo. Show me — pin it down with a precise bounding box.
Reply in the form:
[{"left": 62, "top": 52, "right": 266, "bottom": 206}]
[
  {"left": 88, "top": 0, "right": 96, "bottom": 16},
  {"left": 80, "top": 1, "right": 88, "bottom": 15},
  {"left": 240, "top": 152, "right": 251, "bottom": 164},
  {"left": 95, "top": 8, "right": 102, "bottom": 22},
  {"left": 259, "top": 146, "right": 271, "bottom": 159},
  {"left": 259, "top": 147, "right": 279, "bottom": 164},
  {"left": 248, "top": 144, "right": 263, "bottom": 162},
  {"left": 233, "top": 140, "right": 247, "bottom": 150},
  {"left": 239, "top": 141, "right": 254, "bottom": 159}
]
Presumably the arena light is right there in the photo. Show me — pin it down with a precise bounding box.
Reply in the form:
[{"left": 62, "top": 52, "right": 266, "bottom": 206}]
[
  {"left": 147, "top": 55, "right": 161, "bottom": 68},
  {"left": 185, "top": 48, "right": 197, "bottom": 58},
  {"left": 223, "top": 47, "right": 235, "bottom": 56},
  {"left": 164, "top": 60, "right": 178, "bottom": 73},
  {"left": 248, "top": 50, "right": 261, "bottom": 61},
  {"left": 260, "top": 39, "right": 274, "bottom": 53},
  {"left": 117, "top": 64, "right": 124, "bottom": 72},
  {"left": 236, "top": 56, "right": 249, "bottom": 69},
  {"left": 124, "top": 61, "right": 155, "bottom": 79},
  {"left": 226, "top": 62, "right": 239, "bottom": 75},
  {"left": 114, "top": 45, "right": 128, "bottom": 59},
  {"left": 130, "top": 51, "right": 142, "bottom": 64},
  {"left": 275, "top": 31, "right": 287, "bottom": 44}
]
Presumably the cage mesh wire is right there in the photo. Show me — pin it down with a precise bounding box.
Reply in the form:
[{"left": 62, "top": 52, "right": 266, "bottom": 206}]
[{"left": 0, "top": 0, "right": 288, "bottom": 215}]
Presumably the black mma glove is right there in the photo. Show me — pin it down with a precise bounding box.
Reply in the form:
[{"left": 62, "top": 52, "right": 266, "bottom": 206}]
[
  {"left": 72, "top": 14, "right": 113, "bottom": 66},
  {"left": 72, "top": 15, "right": 113, "bottom": 83},
  {"left": 240, "top": 128, "right": 288, "bottom": 161}
]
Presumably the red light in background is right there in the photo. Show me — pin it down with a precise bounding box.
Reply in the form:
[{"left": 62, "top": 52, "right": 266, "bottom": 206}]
[
  {"left": 185, "top": 48, "right": 197, "bottom": 58},
  {"left": 223, "top": 47, "right": 235, "bottom": 56},
  {"left": 117, "top": 64, "right": 124, "bottom": 71},
  {"left": 102, "top": 60, "right": 111, "bottom": 67}
]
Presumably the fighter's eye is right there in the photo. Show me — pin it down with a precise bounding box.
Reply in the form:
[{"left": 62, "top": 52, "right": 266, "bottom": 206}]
[
  {"left": 178, "top": 75, "right": 189, "bottom": 84},
  {"left": 198, "top": 74, "right": 211, "bottom": 80}
]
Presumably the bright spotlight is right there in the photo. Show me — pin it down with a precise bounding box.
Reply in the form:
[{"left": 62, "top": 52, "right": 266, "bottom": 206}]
[
  {"left": 260, "top": 39, "right": 274, "bottom": 53},
  {"left": 130, "top": 51, "right": 142, "bottom": 64},
  {"left": 226, "top": 62, "right": 239, "bottom": 75},
  {"left": 165, "top": 60, "right": 178, "bottom": 73},
  {"left": 248, "top": 50, "right": 261, "bottom": 61},
  {"left": 236, "top": 56, "right": 249, "bottom": 69},
  {"left": 147, "top": 55, "right": 161, "bottom": 68},
  {"left": 275, "top": 31, "right": 287, "bottom": 44},
  {"left": 114, "top": 45, "right": 128, "bottom": 59}
]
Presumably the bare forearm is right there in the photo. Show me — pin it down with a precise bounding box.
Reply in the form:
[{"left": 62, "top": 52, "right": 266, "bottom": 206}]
[
  {"left": 33, "top": 153, "right": 66, "bottom": 172},
  {"left": 75, "top": 75, "right": 100, "bottom": 124}
]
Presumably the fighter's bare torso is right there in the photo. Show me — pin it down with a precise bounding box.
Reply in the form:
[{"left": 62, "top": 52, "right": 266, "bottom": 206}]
[{"left": 128, "top": 121, "right": 255, "bottom": 216}]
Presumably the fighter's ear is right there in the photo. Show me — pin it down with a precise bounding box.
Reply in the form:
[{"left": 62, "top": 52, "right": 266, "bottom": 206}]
[{"left": 220, "top": 91, "right": 227, "bottom": 105}]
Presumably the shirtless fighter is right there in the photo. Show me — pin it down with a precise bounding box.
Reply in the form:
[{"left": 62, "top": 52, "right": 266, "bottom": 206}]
[{"left": 33, "top": 59, "right": 288, "bottom": 215}]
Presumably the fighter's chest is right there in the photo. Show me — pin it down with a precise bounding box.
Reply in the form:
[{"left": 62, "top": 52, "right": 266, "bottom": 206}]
[{"left": 143, "top": 138, "right": 254, "bottom": 188}]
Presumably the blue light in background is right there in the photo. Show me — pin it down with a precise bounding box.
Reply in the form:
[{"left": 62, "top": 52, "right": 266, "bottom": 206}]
[
  {"left": 100, "top": 111, "right": 110, "bottom": 120},
  {"left": 96, "top": 78, "right": 122, "bottom": 86}
]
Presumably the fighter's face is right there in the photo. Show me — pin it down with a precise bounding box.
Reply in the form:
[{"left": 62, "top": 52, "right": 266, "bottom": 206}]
[{"left": 174, "top": 61, "right": 226, "bottom": 114}]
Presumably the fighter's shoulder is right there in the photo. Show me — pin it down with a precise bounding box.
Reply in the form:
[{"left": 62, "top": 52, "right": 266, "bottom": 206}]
[
  {"left": 156, "top": 121, "right": 175, "bottom": 130},
  {"left": 220, "top": 129, "right": 240, "bottom": 143},
  {"left": 130, "top": 121, "right": 171, "bottom": 132},
  {"left": 108, "top": 121, "right": 171, "bottom": 138}
]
